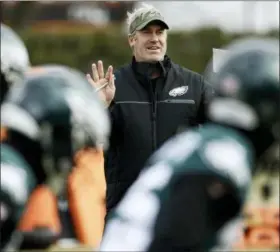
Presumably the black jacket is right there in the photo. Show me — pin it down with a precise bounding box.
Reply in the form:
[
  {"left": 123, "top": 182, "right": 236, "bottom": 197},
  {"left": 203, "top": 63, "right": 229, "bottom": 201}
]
[{"left": 105, "top": 56, "right": 213, "bottom": 213}]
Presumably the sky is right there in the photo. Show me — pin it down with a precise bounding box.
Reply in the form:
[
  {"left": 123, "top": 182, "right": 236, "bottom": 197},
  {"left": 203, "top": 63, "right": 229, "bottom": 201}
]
[{"left": 136, "top": 1, "right": 279, "bottom": 32}]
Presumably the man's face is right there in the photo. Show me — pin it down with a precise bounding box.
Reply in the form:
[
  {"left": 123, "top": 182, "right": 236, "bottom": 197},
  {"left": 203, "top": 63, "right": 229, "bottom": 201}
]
[{"left": 129, "top": 23, "right": 167, "bottom": 62}]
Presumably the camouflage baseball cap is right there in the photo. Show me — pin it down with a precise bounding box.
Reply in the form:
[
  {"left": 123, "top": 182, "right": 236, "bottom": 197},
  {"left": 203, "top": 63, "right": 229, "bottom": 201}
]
[{"left": 129, "top": 9, "right": 169, "bottom": 35}]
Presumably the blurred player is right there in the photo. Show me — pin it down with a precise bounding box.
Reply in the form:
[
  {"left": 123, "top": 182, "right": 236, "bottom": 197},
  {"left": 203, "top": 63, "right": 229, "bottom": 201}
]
[
  {"left": 0, "top": 65, "right": 110, "bottom": 250},
  {"left": 0, "top": 23, "right": 30, "bottom": 103},
  {"left": 0, "top": 22, "right": 31, "bottom": 249},
  {"left": 0, "top": 23, "right": 30, "bottom": 141},
  {"left": 100, "top": 37, "right": 279, "bottom": 251}
]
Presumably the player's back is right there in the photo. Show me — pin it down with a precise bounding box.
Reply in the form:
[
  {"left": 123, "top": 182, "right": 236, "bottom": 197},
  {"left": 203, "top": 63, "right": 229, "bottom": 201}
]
[
  {"left": 161, "top": 123, "right": 254, "bottom": 202},
  {"left": 100, "top": 123, "right": 255, "bottom": 251},
  {"left": 1, "top": 143, "right": 37, "bottom": 249}
]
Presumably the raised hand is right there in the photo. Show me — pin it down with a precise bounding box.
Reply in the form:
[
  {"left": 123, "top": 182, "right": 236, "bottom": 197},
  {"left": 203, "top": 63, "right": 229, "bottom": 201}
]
[{"left": 86, "top": 60, "right": 116, "bottom": 107}]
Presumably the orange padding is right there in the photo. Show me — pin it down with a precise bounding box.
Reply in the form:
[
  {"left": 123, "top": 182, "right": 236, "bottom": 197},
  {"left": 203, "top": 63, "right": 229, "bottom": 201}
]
[
  {"left": 68, "top": 148, "right": 106, "bottom": 248},
  {"left": 17, "top": 148, "right": 107, "bottom": 249},
  {"left": 234, "top": 206, "right": 280, "bottom": 250},
  {"left": 17, "top": 185, "right": 61, "bottom": 234},
  {"left": 1, "top": 127, "right": 7, "bottom": 141},
  {"left": 247, "top": 227, "right": 279, "bottom": 248}
]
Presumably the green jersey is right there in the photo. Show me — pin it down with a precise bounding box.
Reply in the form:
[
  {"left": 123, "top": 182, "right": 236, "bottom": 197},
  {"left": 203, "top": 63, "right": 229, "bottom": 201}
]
[
  {"left": 1, "top": 143, "right": 37, "bottom": 248},
  {"left": 100, "top": 124, "right": 254, "bottom": 251}
]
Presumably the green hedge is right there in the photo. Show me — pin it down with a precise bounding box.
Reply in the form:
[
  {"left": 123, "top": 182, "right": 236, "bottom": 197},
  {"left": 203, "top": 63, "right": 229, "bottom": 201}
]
[{"left": 18, "top": 26, "right": 279, "bottom": 74}]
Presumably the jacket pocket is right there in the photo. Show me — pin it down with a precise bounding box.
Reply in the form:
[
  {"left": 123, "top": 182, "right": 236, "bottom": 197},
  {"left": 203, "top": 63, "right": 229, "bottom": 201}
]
[{"left": 158, "top": 99, "right": 195, "bottom": 104}]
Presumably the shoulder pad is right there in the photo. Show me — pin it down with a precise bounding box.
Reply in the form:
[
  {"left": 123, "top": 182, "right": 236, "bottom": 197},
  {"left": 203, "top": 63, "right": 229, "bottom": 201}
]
[{"left": 199, "top": 137, "right": 252, "bottom": 188}]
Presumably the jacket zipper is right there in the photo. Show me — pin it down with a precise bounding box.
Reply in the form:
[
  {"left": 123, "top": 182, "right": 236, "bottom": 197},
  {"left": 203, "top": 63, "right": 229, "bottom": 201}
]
[
  {"left": 149, "top": 79, "right": 157, "bottom": 151},
  {"left": 152, "top": 97, "right": 157, "bottom": 151}
]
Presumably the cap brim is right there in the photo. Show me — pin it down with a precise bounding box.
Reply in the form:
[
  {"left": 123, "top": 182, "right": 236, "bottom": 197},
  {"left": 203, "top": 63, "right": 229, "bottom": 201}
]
[{"left": 136, "top": 18, "right": 169, "bottom": 31}]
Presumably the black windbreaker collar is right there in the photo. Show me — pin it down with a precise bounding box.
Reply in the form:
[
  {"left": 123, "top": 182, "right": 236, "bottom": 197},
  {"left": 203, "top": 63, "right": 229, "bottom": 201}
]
[{"left": 131, "top": 55, "right": 171, "bottom": 79}]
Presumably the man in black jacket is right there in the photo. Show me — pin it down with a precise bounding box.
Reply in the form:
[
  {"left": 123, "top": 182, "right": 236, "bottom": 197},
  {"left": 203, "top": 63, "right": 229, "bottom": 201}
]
[{"left": 86, "top": 3, "right": 213, "bottom": 217}]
